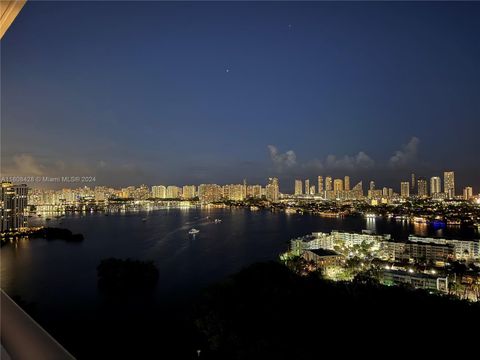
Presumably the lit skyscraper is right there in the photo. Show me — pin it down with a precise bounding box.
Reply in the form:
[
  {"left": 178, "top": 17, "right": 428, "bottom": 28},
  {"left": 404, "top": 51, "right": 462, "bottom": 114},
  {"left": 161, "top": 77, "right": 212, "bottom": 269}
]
[
  {"left": 304, "top": 179, "right": 310, "bottom": 195},
  {"left": 223, "top": 184, "right": 245, "bottom": 201},
  {"left": 444, "top": 171, "right": 455, "bottom": 199},
  {"left": 430, "top": 176, "right": 441, "bottom": 195},
  {"left": 266, "top": 177, "right": 279, "bottom": 202},
  {"left": 1, "top": 182, "right": 28, "bottom": 233},
  {"left": 344, "top": 176, "right": 350, "bottom": 191},
  {"left": 333, "top": 179, "right": 343, "bottom": 193},
  {"left": 411, "top": 173, "right": 416, "bottom": 191},
  {"left": 317, "top": 176, "right": 323, "bottom": 193},
  {"left": 463, "top": 187, "right": 473, "bottom": 200},
  {"left": 294, "top": 180, "right": 303, "bottom": 195},
  {"left": 352, "top": 181, "right": 363, "bottom": 194},
  {"left": 198, "top": 184, "right": 222, "bottom": 202},
  {"left": 166, "top": 186, "right": 181, "bottom": 198},
  {"left": 400, "top": 182, "right": 410, "bottom": 198},
  {"left": 325, "top": 177, "right": 332, "bottom": 191},
  {"left": 152, "top": 185, "right": 167, "bottom": 198},
  {"left": 246, "top": 185, "right": 263, "bottom": 198},
  {"left": 182, "top": 185, "right": 196, "bottom": 199},
  {"left": 417, "top": 178, "right": 427, "bottom": 197},
  {"left": 369, "top": 181, "right": 375, "bottom": 191},
  {"left": 388, "top": 188, "right": 393, "bottom": 198}
]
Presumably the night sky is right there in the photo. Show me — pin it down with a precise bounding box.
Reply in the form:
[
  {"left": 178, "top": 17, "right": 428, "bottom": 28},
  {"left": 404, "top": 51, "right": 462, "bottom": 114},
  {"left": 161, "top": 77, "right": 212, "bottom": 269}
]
[{"left": 1, "top": 1, "right": 479, "bottom": 192}]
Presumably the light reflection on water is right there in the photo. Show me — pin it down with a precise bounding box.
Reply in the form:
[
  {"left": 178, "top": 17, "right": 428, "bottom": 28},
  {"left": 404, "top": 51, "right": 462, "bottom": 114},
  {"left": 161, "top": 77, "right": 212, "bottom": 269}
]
[{"left": 1, "top": 208, "right": 478, "bottom": 324}]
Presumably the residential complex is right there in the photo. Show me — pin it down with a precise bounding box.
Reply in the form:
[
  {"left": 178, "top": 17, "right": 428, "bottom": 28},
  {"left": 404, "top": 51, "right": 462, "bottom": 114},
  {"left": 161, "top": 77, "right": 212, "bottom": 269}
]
[{"left": 288, "top": 230, "right": 479, "bottom": 296}]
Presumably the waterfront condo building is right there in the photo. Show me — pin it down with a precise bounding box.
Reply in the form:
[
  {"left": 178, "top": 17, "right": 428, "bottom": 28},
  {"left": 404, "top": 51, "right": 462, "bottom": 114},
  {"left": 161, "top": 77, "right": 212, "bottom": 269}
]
[
  {"left": 1, "top": 182, "right": 28, "bottom": 233},
  {"left": 400, "top": 182, "right": 410, "bottom": 198},
  {"left": 444, "top": 171, "right": 455, "bottom": 198},
  {"left": 294, "top": 179, "right": 303, "bottom": 195}
]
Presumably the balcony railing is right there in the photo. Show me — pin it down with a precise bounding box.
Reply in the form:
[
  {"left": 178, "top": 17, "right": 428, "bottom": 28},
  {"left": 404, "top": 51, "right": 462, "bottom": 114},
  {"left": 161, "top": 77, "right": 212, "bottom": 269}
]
[{"left": 1, "top": 289, "right": 75, "bottom": 359}]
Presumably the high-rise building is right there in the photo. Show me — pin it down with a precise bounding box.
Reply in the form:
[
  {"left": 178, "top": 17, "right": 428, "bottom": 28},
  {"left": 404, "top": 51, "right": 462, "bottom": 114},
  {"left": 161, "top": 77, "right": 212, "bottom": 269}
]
[
  {"left": 309, "top": 185, "right": 315, "bottom": 195},
  {"left": 325, "top": 177, "right": 333, "bottom": 191},
  {"left": 463, "top": 187, "right": 473, "bottom": 200},
  {"left": 333, "top": 179, "right": 343, "bottom": 193},
  {"left": 133, "top": 185, "right": 151, "bottom": 200},
  {"left": 294, "top": 180, "right": 303, "bottom": 195},
  {"left": 246, "top": 185, "right": 263, "bottom": 198},
  {"left": 388, "top": 188, "right": 394, "bottom": 198},
  {"left": 430, "top": 177, "right": 441, "bottom": 196},
  {"left": 400, "top": 182, "right": 410, "bottom": 198},
  {"left": 166, "top": 186, "right": 181, "bottom": 199},
  {"left": 344, "top": 176, "right": 350, "bottom": 191},
  {"left": 1, "top": 182, "right": 28, "bottom": 233},
  {"left": 417, "top": 178, "right": 427, "bottom": 198},
  {"left": 317, "top": 176, "right": 324, "bottom": 193},
  {"left": 369, "top": 181, "right": 375, "bottom": 191},
  {"left": 411, "top": 173, "right": 416, "bottom": 191},
  {"left": 152, "top": 185, "right": 167, "bottom": 199},
  {"left": 266, "top": 177, "right": 279, "bottom": 202},
  {"left": 304, "top": 179, "right": 310, "bottom": 195},
  {"left": 223, "top": 184, "right": 245, "bottom": 201},
  {"left": 444, "top": 171, "right": 455, "bottom": 199},
  {"left": 382, "top": 187, "right": 388, "bottom": 197},
  {"left": 182, "top": 185, "right": 196, "bottom": 199},
  {"left": 198, "top": 184, "right": 222, "bottom": 202},
  {"left": 352, "top": 182, "right": 363, "bottom": 191}
]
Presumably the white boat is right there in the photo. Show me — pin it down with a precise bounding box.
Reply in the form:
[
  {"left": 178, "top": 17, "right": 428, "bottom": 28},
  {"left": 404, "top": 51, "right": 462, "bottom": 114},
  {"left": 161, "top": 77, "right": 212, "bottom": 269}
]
[
  {"left": 214, "top": 219, "right": 222, "bottom": 223},
  {"left": 141, "top": 218, "right": 147, "bottom": 222},
  {"left": 189, "top": 228, "right": 200, "bottom": 235}
]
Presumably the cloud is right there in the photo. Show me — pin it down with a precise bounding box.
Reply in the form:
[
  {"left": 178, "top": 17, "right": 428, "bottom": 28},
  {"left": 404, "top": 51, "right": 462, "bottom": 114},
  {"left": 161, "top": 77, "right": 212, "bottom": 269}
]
[
  {"left": 10, "top": 154, "right": 45, "bottom": 175},
  {"left": 268, "top": 145, "right": 297, "bottom": 171},
  {"left": 389, "top": 137, "right": 420, "bottom": 168},
  {"left": 1, "top": 153, "right": 155, "bottom": 188},
  {"left": 325, "top": 151, "right": 375, "bottom": 170},
  {"left": 268, "top": 145, "right": 375, "bottom": 173},
  {"left": 303, "top": 158, "right": 324, "bottom": 171},
  {"left": 97, "top": 160, "right": 107, "bottom": 169}
]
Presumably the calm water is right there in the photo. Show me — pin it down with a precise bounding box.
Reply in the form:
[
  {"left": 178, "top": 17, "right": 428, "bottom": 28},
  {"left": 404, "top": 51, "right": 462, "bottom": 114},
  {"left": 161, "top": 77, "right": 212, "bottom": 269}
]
[{"left": 1, "top": 208, "right": 478, "bottom": 357}]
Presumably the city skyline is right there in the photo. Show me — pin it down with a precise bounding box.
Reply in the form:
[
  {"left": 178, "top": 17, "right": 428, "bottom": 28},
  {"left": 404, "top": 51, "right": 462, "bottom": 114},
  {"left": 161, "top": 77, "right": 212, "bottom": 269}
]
[
  {"left": 1, "top": 2, "right": 479, "bottom": 190},
  {"left": 3, "top": 167, "right": 475, "bottom": 196},
  {"left": 9, "top": 168, "right": 477, "bottom": 200}
]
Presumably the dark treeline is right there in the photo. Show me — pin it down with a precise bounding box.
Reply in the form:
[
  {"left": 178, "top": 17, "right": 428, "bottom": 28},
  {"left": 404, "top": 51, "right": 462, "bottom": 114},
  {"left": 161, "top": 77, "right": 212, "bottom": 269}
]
[
  {"left": 24, "top": 261, "right": 480, "bottom": 359},
  {"left": 30, "top": 227, "right": 84, "bottom": 242}
]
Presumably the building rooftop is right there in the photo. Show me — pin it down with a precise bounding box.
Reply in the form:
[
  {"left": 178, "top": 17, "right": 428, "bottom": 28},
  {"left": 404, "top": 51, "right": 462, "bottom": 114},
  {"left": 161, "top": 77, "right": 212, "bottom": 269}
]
[{"left": 308, "top": 249, "right": 342, "bottom": 257}]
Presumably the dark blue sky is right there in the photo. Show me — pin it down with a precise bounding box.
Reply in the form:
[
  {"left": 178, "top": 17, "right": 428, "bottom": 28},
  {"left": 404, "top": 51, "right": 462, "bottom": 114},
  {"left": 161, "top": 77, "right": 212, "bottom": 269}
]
[{"left": 2, "top": 1, "right": 479, "bottom": 192}]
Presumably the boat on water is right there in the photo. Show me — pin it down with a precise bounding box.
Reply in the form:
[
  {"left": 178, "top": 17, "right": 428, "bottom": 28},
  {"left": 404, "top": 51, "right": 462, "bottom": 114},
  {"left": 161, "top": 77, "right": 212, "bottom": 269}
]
[
  {"left": 189, "top": 228, "right": 200, "bottom": 235},
  {"left": 141, "top": 218, "right": 147, "bottom": 222},
  {"left": 412, "top": 216, "right": 427, "bottom": 224},
  {"left": 446, "top": 219, "right": 461, "bottom": 226},
  {"left": 214, "top": 219, "right": 222, "bottom": 223}
]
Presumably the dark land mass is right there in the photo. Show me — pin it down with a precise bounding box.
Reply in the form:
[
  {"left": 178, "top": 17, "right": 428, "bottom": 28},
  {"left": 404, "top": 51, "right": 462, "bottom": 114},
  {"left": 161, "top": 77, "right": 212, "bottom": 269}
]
[
  {"left": 27, "top": 261, "right": 478, "bottom": 359},
  {"left": 29, "top": 227, "right": 84, "bottom": 242}
]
